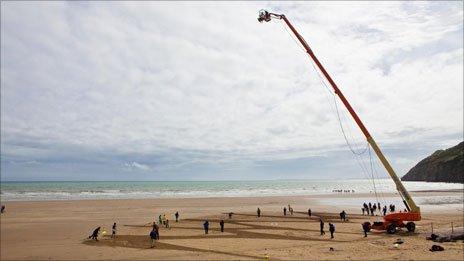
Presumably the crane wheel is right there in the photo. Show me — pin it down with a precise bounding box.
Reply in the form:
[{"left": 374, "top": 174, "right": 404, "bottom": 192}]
[
  {"left": 406, "top": 222, "right": 415, "bottom": 232},
  {"left": 387, "top": 224, "right": 396, "bottom": 234}
]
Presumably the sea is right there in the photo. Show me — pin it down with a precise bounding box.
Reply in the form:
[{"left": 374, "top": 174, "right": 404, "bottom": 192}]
[{"left": 1, "top": 179, "right": 462, "bottom": 205}]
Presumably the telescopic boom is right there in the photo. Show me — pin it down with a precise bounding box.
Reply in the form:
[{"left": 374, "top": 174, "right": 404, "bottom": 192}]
[{"left": 257, "top": 10, "right": 420, "bottom": 214}]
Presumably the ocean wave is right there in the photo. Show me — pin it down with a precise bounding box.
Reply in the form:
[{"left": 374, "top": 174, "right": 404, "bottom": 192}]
[
  {"left": 1, "top": 180, "right": 462, "bottom": 201},
  {"left": 418, "top": 196, "right": 463, "bottom": 205}
]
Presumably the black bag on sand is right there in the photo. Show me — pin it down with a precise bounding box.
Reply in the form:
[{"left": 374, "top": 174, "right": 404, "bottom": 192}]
[{"left": 429, "top": 245, "right": 444, "bottom": 252}]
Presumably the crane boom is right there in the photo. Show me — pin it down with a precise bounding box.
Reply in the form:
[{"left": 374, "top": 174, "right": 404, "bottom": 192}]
[{"left": 258, "top": 10, "right": 420, "bottom": 215}]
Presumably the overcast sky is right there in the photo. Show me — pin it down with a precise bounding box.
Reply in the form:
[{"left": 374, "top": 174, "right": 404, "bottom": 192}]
[{"left": 1, "top": 1, "right": 462, "bottom": 181}]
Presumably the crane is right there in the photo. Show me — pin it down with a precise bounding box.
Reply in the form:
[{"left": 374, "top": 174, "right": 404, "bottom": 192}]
[{"left": 258, "top": 10, "right": 421, "bottom": 234}]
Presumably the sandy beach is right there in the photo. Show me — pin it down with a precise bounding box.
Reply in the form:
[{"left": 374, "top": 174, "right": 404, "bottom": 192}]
[{"left": 1, "top": 191, "right": 463, "bottom": 260}]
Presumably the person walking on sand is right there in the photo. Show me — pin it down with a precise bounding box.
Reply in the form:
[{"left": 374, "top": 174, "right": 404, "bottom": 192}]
[
  {"left": 340, "top": 210, "right": 346, "bottom": 222},
  {"left": 308, "top": 208, "right": 311, "bottom": 218},
  {"left": 150, "top": 228, "right": 157, "bottom": 248},
  {"left": 319, "top": 219, "right": 325, "bottom": 235},
  {"left": 203, "top": 220, "right": 209, "bottom": 234},
  {"left": 257, "top": 207, "right": 261, "bottom": 217},
  {"left": 175, "top": 211, "right": 179, "bottom": 222},
  {"left": 220, "top": 219, "right": 224, "bottom": 232},
  {"left": 111, "top": 223, "right": 117, "bottom": 238},
  {"left": 153, "top": 222, "right": 160, "bottom": 239},
  {"left": 159, "top": 214, "right": 162, "bottom": 225},
  {"left": 362, "top": 222, "right": 370, "bottom": 237},
  {"left": 165, "top": 218, "right": 170, "bottom": 229},
  {"left": 329, "top": 223, "right": 335, "bottom": 239},
  {"left": 290, "top": 207, "right": 294, "bottom": 216},
  {"left": 283, "top": 207, "right": 287, "bottom": 216},
  {"left": 88, "top": 227, "right": 101, "bottom": 241}
]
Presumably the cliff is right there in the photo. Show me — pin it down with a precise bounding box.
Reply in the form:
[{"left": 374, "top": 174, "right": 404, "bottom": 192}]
[{"left": 401, "top": 142, "right": 464, "bottom": 183}]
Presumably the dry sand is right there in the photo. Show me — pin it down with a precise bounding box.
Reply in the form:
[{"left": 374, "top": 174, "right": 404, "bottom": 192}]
[{"left": 1, "top": 191, "right": 463, "bottom": 260}]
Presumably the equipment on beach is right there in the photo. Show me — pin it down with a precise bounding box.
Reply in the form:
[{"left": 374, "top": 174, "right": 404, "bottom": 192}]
[{"left": 257, "top": 10, "right": 421, "bottom": 233}]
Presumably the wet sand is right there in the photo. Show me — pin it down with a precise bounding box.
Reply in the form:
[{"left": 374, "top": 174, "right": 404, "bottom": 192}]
[{"left": 1, "top": 192, "right": 463, "bottom": 260}]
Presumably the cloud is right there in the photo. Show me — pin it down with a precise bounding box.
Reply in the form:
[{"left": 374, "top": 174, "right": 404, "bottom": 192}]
[
  {"left": 124, "top": 162, "right": 151, "bottom": 171},
  {"left": 1, "top": 2, "right": 462, "bottom": 180}
]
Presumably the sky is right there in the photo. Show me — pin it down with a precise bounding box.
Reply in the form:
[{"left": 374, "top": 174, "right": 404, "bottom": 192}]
[{"left": 1, "top": 1, "right": 463, "bottom": 181}]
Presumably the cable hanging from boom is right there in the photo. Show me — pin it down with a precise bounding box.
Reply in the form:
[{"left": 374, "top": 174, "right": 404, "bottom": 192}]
[
  {"left": 280, "top": 18, "right": 384, "bottom": 201},
  {"left": 280, "top": 18, "right": 369, "bottom": 156}
]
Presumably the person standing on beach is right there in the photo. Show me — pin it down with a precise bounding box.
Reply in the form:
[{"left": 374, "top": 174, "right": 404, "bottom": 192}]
[
  {"left": 283, "top": 207, "right": 287, "bottom": 216},
  {"left": 370, "top": 207, "right": 374, "bottom": 216},
  {"left": 362, "top": 222, "right": 369, "bottom": 237},
  {"left": 89, "top": 227, "right": 101, "bottom": 241},
  {"left": 203, "top": 220, "right": 209, "bottom": 234},
  {"left": 377, "top": 202, "right": 381, "bottom": 211},
  {"left": 362, "top": 207, "right": 365, "bottom": 215},
  {"left": 382, "top": 206, "right": 387, "bottom": 216},
  {"left": 290, "top": 207, "right": 294, "bottom": 215},
  {"left": 329, "top": 223, "right": 335, "bottom": 239},
  {"left": 165, "top": 218, "right": 170, "bottom": 229},
  {"left": 319, "top": 219, "right": 325, "bottom": 235},
  {"left": 340, "top": 210, "right": 346, "bottom": 222},
  {"left": 153, "top": 222, "right": 160, "bottom": 239},
  {"left": 175, "top": 211, "right": 179, "bottom": 222},
  {"left": 1, "top": 205, "right": 5, "bottom": 214},
  {"left": 308, "top": 208, "right": 311, "bottom": 218},
  {"left": 150, "top": 228, "right": 157, "bottom": 248},
  {"left": 220, "top": 219, "right": 224, "bottom": 232},
  {"left": 111, "top": 223, "right": 117, "bottom": 238},
  {"left": 159, "top": 215, "right": 163, "bottom": 225},
  {"left": 257, "top": 208, "right": 261, "bottom": 218}
]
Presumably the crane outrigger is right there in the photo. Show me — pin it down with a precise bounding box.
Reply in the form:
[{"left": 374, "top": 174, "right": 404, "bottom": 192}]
[{"left": 258, "top": 10, "right": 421, "bottom": 234}]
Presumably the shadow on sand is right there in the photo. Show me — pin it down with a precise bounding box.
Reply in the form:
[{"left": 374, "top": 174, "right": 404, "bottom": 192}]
[{"left": 84, "top": 211, "right": 417, "bottom": 259}]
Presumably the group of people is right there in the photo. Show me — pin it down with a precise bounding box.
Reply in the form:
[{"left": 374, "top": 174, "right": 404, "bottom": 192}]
[
  {"left": 88, "top": 211, "right": 182, "bottom": 248},
  {"left": 88, "top": 204, "right": 376, "bottom": 246},
  {"left": 88, "top": 222, "right": 117, "bottom": 241},
  {"left": 283, "top": 204, "right": 294, "bottom": 216},
  {"left": 319, "top": 219, "right": 336, "bottom": 239},
  {"left": 155, "top": 211, "right": 181, "bottom": 230},
  {"left": 332, "top": 189, "right": 355, "bottom": 193},
  {"left": 362, "top": 202, "right": 394, "bottom": 216},
  {"left": 202, "top": 219, "right": 226, "bottom": 234},
  {"left": 283, "top": 205, "right": 343, "bottom": 239}
]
